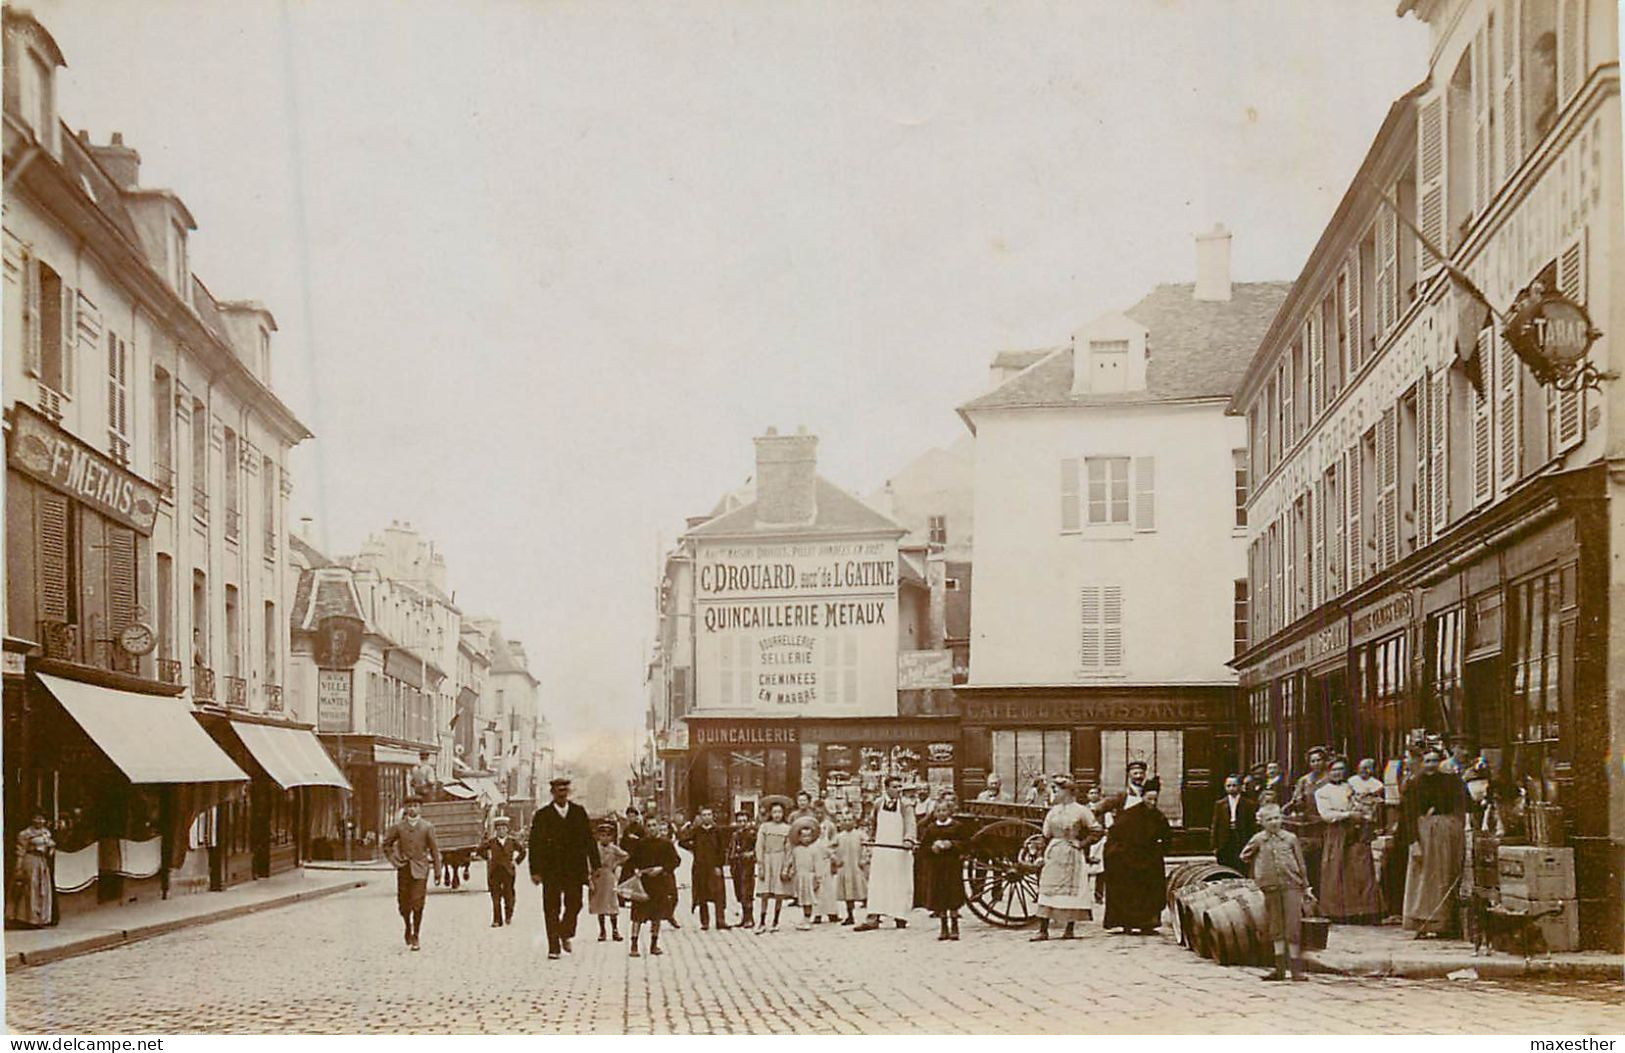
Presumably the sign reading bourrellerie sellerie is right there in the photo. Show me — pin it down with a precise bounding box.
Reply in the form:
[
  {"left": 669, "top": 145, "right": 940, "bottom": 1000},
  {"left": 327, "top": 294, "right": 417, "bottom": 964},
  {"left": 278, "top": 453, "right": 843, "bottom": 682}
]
[{"left": 7, "top": 404, "right": 160, "bottom": 535}]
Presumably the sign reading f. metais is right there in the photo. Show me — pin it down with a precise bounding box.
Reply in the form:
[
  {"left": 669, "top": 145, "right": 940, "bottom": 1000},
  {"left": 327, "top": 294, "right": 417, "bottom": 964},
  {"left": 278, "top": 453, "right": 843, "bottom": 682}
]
[
  {"left": 695, "top": 539, "right": 898, "bottom": 716},
  {"left": 7, "top": 404, "right": 160, "bottom": 535}
]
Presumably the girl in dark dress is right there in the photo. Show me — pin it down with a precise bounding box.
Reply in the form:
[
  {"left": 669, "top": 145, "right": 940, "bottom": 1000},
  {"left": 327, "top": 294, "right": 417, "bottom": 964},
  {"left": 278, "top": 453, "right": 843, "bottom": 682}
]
[
  {"left": 918, "top": 796, "right": 971, "bottom": 941},
  {"left": 627, "top": 817, "right": 680, "bottom": 957},
  {"left": 1102, "top": 779, "right": 1172, "bottom": 935}
]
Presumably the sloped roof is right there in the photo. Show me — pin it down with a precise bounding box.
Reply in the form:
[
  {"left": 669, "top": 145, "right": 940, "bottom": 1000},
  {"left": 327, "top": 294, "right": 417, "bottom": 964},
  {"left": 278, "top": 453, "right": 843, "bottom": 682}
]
[
  {"left": 59, "top": 128, "right": 142, "bottom": 246},
  {"left": 290, "top": 566, "right": 369, "bottom": 632},
  {"left": 686, "top": 476, "right": 904, "bottom": 539},
  {"left": 990, "top": 348, "right": 1058, "bottom": 371},
  {"left": 960, "top": 281, "right": 1291, "bottom": 416}
]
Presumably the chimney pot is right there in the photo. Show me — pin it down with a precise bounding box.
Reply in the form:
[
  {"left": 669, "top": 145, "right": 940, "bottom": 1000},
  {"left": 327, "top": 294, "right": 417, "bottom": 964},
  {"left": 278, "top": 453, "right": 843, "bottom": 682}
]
[
  {"left": 753, "top": 429, "right": 818, "bottom": 527},
  {"left": 110, "top": 132, "right": 124, "bottom": 146},
  {"left": 1194, "top": 223, "right": 1233, "bottom": 302}
]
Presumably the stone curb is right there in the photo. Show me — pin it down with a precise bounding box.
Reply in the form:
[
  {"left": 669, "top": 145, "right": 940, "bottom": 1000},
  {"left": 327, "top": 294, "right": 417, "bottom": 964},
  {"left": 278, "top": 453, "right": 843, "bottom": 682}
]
[
  {"left": 1305, "top": 952, "right": 1625, "bottom": 981},
  {"left": 4, "top": 879, "right": 368, "bottom": 972}
]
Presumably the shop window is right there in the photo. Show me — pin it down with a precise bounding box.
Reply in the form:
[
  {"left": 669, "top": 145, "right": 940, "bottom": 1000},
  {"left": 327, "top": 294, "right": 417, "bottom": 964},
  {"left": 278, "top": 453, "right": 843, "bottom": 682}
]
[
  {"left": 1101, "top": 730, "right": 1184, "bottom": 825},
  {"left": 1364, "top": 633, "right": 1410, "bottom": 764},
  {"left": 1427, "top": 608, "right": 1464, "bottom": 735},
  {"left": 1508, "top": 567, "right": 1571, "bottom": 750},
  {"left": 991, "top": 729, "right": 1069, "bottom": 803},
  {"left": 1248, "top": 687, "right": 1272, "bottom": 768}
]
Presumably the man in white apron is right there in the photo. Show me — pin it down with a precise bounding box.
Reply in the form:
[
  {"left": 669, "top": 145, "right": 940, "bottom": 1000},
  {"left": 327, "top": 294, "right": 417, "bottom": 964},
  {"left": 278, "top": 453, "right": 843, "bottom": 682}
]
[{"left": 854, "top": 776, "right": 917, "bottom": 931}]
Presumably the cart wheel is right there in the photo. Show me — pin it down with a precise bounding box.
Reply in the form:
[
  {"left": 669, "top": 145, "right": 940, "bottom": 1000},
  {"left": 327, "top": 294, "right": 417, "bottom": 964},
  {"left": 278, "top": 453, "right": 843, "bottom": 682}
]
[{"left": 962, "top": 819, "right": 1044, "bottom": 928}]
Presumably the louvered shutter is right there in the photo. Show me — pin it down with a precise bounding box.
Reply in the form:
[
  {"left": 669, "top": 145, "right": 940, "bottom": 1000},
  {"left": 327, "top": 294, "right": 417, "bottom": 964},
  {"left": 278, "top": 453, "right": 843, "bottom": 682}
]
[
  {"left": 1329, "top": 464, "right": 1345, "bottom": 597},
  {"left": 1379, "top": 409, "right": 1399, "bottom": 567},
  {"left": 1079, "top": 587, "right": 1102, "bottom": 669},
  {"left": 1280, "top": 360, "right": 1294, "bottom": 448},
  {"left": 1430, "top": 369, "right": 1450, "bottom": 539},
  {"left": 1311, "top": 480, "right": 1324, "bottom": 610},
  {"left": 36, "top": 492, "right": 71, "bottom": 622},
  {"left": 22, "top": 253, "right": 40, "bottom": 377},
  {"left": 1417, "top": 93, "right": 1446, "bottom": 264},
  {"left": 1415, "top": 374, "right": 1432, "bottom": 546},
  {"left": 1472, "top": 328, "right": 1495, "bottom": 506},
  {"left": 1345, "top": 255, "right": 1362, "bottom": 370},
  {"left": 1283, "top": 510, "right": 1298, "bottom": 622},
  {"left": 1133, "top": 456, "right": 1155, "bottom": 532},
  {"left": 1271, "top": 525, "right": 1284, "bottom": 632},
  {"left": 1552, "top": 236, "right": 1586, "bottom": 452},
  {"left": 1102, "top": 587, "right": 1123, "bottom": 669},
  {"left": 1496, "top": 333, "right": 1521, "bottom": 489},
  {"left": 1061, "top": 458, "right": 1080, "bottom": 531},
  {"left": 1345, "top": 447, "right": 1363, "bottom": 588},
  {"left": 1472, "top": 28, "right": 1491, "bottom": 214},
  {"left": 1309, "top": 318, "right": 1325, "bottom": 418},
  {"left": 1559, "top": 0, "right": 1583, "bottom": 105},
  {"left": 1501, "top": 0, "right": 1522, "bottom": 176},
  {"left": 1377, "top": 206, "right": 1398, "bottom": 338},
  {"left": 59, "top": 282, "right": 75, "bottom": 396},
  {"left": 107, "top": 526, "right": 137, "bottom": 634}
]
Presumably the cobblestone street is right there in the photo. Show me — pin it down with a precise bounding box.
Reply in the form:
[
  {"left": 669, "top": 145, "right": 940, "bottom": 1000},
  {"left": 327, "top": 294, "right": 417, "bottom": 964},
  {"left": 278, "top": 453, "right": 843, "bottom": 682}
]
[{"left": 7, "top": 877, "right": 1623, "bottom": 1034}]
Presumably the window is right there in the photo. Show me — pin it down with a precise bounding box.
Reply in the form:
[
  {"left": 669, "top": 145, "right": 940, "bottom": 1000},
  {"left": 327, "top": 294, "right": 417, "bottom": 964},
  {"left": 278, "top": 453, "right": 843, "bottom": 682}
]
[
  {"left": 170, "top": 222, "right": 189, "bottom": 300},
  {"left": 927, "top": 514, "right": 947, "bottom": 546},
  {"left": 944, "top": 577, "right": 961, "bottom": 591},
  {"left": 1233, "top": 579, "right": 1249, "bottom": 657},
  {"left": 1508, "top": 566, "right": 1574, "bottom": 749},
  {"left": 35, "top": 261, "right": 69, "bottom": 394},
  {"left": 1232, "top": 449, "right": 1249, "bottom": 529},
  {"left": 262, "top": 455, "right": 277, "bottom": 556},
  {"left": 156, "top": 554, "right": 174, "bottom": 662},
  {"left": 192, "top": 569, "right": 208, "bottom": 667},
  {"left": 191, "top": 400, "right": 209, "bottom": 522},
  {"left": 1427, "top": 608, "right": 1464, "bottom": 733},
  {"left": 1089, "top": 340, "right": 1129, "bottom": 393},
  {"left": 1265, "top": 376, "right": 1280, "bottom": 470},
  {"left": 153, "top": 368, "right": 174, "bottom": 495},
  {"left": 263, "top": 601, "right": 278, "bottom": 688},
  {"left": 1085, "top": 457, "right": 1130, "bottom": 525},
  {"left": 991, "top": 729, "right": 1070, "bottom": 798},
  {"left": 1101, "top": 730, "right": 1184, "bottom": 825},
  {"left": 1357, "top": 232, "right": 1377, "bottom": 364},
  {"left": 1268, "top": 523, "right": 1282, "bottom": 634},
  {"left": 224, "top": 585, "right": 241, "bottom": 678},
  {"left": 223, "top": 428, "right": 240, "bottom": 541},
  {"left": 107, "top": 331, "right": 129, "bottom": 460},
  {"left": 1360, "top": 427, "right": 1378, "bottom": 580},
  {"left": 259, "top": 327, "right": 271, "bottom": 380},
  {"left": 1079, "top": 584, "right": 1124, "bottom": 671}
]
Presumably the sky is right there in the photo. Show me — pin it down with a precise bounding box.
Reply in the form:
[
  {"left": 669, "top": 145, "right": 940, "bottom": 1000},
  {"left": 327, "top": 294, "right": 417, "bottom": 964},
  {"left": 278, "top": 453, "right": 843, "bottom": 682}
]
[{"left": 33, "top": 0, "right": 1429, "bottom": 765}]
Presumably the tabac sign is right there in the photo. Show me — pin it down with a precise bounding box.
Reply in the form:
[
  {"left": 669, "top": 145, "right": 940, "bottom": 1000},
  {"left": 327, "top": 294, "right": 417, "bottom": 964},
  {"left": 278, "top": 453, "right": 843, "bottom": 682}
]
[
  {"left": 1503, "top": 284, "right": 1602, "bottom": 387},
  {"left": 8, "top": 404, "right": 160, "bottom": 534}
]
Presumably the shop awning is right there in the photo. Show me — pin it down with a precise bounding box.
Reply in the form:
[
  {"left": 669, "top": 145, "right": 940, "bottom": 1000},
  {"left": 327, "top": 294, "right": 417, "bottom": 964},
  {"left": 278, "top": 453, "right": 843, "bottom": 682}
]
[
  {"left": 38, "top": 673, "right": 247, "bottom": 785},
  {"left": 374, "top": 744, "right": 423, "bottom": 766},
  {"left": 462, "top": 777, "right": 504, "bottom": 807},
  {"left": 229, "top": 722, "right": 350, "bottom": 791}
]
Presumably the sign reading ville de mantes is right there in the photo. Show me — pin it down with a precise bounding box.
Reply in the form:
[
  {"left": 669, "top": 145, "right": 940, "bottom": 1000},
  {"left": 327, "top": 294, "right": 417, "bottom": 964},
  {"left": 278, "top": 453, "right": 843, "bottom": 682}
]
[{"left": 695, "top": 540, "right": 898, "bottom": 716}]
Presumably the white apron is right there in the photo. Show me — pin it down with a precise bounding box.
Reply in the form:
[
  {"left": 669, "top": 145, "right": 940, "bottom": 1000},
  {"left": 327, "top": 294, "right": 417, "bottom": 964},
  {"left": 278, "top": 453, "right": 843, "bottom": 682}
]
[{"left": 867, "top": 801, "right": 914, "bottom": 918}]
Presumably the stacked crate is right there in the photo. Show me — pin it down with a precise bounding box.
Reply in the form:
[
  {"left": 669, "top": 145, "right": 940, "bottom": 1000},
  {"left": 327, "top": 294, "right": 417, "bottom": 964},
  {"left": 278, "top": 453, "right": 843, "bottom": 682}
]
[{"left": 1495, "top": 846, "right": 1579, "bottom": 952}]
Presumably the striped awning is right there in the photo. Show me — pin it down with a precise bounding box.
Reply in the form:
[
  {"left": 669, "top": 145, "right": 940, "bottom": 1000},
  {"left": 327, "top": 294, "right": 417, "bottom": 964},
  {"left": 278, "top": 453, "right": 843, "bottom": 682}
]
[
  {"left": 38, "top": 673, "right": 246, "bottom": 784},
  {"left": 229, "top": 721, "right": 350, "bottom": 791}
]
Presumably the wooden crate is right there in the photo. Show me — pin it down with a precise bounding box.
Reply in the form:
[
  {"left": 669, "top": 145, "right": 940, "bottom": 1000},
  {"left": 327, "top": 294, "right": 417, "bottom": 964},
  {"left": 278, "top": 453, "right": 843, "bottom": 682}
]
[{"left": 1497, "top": 846, "right": 1575, "bottom": 901}]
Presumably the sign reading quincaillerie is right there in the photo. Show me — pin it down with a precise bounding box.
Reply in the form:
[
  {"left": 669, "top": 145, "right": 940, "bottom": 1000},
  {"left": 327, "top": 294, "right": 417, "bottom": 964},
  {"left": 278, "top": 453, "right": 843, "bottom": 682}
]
[{"left": 695, "top": 539, "right": 898, "bottom": 715}]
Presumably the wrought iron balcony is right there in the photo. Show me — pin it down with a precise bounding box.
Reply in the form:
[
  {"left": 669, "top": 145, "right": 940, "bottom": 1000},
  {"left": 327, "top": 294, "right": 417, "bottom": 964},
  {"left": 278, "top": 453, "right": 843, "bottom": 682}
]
[
  {"left": 192, "top": 485, "right": 209, "bottom": 523},
  {"left": 224, "top": 676, "right": 248, "bottom": 708},
  {"left": 157, "top": 659, "right": 184, "bottom": 685},
  {"left": 193, "top": 665, "right": 216, "bottom": 702},
  {"left": 265, "top": 684, "right": 283, "bottom": 712},
  {"left": 224, "top": 508, "right": 241, "bottom": 543},
  {"left": 38, "top": 621, "right": 79, "bottom": 662}
]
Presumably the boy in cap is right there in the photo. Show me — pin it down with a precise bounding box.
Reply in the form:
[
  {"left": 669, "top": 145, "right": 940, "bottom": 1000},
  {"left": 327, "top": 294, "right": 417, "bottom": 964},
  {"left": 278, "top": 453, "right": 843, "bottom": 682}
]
[
  {"left": 382, "top": 795, "right": 441, "bottom": 950},
  {"left": 479, "top": 813, "right": 526, "bottom": 927},
  {"left": 1241, "top": 802, "right": 1311, "bottom": 981}
]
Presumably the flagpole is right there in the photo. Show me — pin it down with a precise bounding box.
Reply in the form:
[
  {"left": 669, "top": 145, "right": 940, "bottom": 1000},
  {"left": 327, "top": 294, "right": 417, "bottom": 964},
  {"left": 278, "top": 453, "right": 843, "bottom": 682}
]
[{"left": 1370, "top": 185, "right": 1505, "bottom": 325}]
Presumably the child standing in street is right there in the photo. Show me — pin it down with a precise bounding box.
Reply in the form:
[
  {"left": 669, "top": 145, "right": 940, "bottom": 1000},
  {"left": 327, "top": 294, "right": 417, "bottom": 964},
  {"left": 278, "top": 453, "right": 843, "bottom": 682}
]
[
  {"left": 754, "top": 801, "right": 792, "bottom": 933},
  {"left": 1241, "top": 802, "right": 1312, "bottom": 982},
  {"left": 918, "top": 795, "right": 970, "bottom": 940},
  {"left": 588, "top": 821, "right": 628, "bottom": 942},
  {"left": 831, "top": 813, "right": 868, "bottom": 925},
  {"left": 627, "top": 817, "right": 679, "bottom": 957},
  {"left": 477, "top": 814, "right": 526, "bottom": 927},
  {"left": 785, "top": 819, "right": 836, "bottom": 931}
]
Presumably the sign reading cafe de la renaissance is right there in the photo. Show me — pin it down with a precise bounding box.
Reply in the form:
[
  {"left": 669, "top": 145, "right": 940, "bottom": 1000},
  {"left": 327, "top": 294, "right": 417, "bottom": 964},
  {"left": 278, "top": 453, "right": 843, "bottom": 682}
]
[{"left": 695, "top": 539, "right": 898, "bottom": 715}]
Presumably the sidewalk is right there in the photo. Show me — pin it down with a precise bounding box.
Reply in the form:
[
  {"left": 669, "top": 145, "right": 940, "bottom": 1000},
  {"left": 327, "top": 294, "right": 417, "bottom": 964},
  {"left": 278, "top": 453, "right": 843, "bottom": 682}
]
[
  {"left": 1302, "top": 922, "right": 1625, "bottom": 981},
  {"left": 4, "top": 867, "right": 376, "bottom": 971}
]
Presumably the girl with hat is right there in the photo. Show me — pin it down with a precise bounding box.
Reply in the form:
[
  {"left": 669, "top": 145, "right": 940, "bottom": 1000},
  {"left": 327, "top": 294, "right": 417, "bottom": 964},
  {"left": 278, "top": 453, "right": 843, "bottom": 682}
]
[{"left": 784, "top": 817, "right": 837, "bottom": 930}]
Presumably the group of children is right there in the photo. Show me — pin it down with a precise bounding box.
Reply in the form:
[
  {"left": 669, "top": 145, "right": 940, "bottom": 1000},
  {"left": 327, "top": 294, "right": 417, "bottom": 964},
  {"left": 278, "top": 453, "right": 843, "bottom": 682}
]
[{"left": 751, "top": 802, "right": 869, "bottom": 931}]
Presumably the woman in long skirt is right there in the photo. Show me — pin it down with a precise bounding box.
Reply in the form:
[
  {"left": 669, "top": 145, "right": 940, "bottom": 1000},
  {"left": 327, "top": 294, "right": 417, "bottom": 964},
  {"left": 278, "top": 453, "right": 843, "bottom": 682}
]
[
  {"left": 1102, "top": 780, "right": 1172, "bottom": 934},
  {"left": 7, "top": 815, "right": 54, "bottom": 928},
  {"left": 1032, "top": 778, "right": 1102, "bottom": 941},
  {"left": 1314, "top": 759, "right": 1382, "bottom": 923},
  {"left": 1401, "top": 750, "right": 1468, "bottom": 937}
]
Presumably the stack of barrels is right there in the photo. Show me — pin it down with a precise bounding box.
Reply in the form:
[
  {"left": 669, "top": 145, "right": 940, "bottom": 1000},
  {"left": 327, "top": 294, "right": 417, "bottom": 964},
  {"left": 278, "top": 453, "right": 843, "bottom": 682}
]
[{"left": 1165, "top": 862, "right": 1274, "bottom": 967}]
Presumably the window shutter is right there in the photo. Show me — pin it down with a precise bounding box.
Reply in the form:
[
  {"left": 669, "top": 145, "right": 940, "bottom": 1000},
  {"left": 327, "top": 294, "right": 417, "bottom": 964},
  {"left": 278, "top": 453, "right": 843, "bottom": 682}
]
[
  {"left": 1415, "top": 374, "right": 1432, "bottom": 546},
  {"left": 1495, "top": 333, "right": 1521, "bottom": 490},
  {"left": 1061, "top": 458, "right": 1080, "bottom": 531},
  {"left": 36, "top": 492, "right": 71, "bottom": 622},
  {"left": 59, "top": 282, "right": 75, "bottom": 396},
  {"left": 1311, "top": 479, "right": 1324, "bottom": 610},
  {"left": 1329, "top": 464, "right": 1345, "bottom": 597},
  {"left": 1417, "top": 93, "right": 1446, "bottom": 264},
  {"left": 1309, "top": 319, "right": 1325, "bottom": 418},
  {"left": 1472, "top": 328, "right": 1495, "bottom": 506},
  {"left": 1377, "top": 207, "right": 1398, "bottom": 338},
  {"left": 1345, "top": 255, "right": 1362, "bottom": 372},
  {"left": 22, "top": 253, "right": 41, "bottom": 377},
  {"left": 1282, "top": 510, "right": 1297, "bottom": 622},
  {"left": 1559, "top": 0, "right": 1583, "bottom": 105},
  {"left": 1501, "top": 0, "right": 1522, "bottom": 176},
  {"left": 1472, "top": 30, "right": 1491, "bottom": 214},
  {"left": 1430, "top": 369, "right": 1450, "bottom": 539},
  {"left": 1552, "top": 235, "right": 1586, "bottom": 452},
  {"left": 1279, "top": 360, "right": 1294, "bottom": 448},
  {"left": 107, "top": 526, "right": 137, "bottom": 634},
  {"left": 1379, "top": 408, "right": 1399, "bottom": 567},
  {"left": 1270, "top": 525, "right": 1284, "bottom": 632},
  {"left": 1345, "top": 447, "right": 1363, "bottom": 589},
  {"left": 1079, "top": 587, "right": 1102, "bottom": 669},
  {"left": 1102, "top": 586, "right": 1123, "bottom": 669},
  {"left": 1133, "top": 456, "right": 1155, "bottom": 532}
]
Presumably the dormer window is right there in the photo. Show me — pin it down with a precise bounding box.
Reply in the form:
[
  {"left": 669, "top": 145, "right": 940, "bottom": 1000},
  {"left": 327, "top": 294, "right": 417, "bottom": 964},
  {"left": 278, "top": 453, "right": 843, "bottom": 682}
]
[
  {"left": 1089, "top": 340, "right": 1130, "bottom": 393},
  {"left": 170, "top": 222, "right": 189, "bottom": 301},
  {"left": 259, "top": 327, "right": 271, "bottom": 380},
  {"left": 20, "top": 50, "right": 51, "bottom": 142}
]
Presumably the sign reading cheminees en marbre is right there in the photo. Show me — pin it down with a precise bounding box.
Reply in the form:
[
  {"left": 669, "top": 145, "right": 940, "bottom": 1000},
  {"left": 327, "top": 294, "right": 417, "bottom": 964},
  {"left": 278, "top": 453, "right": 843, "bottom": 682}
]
[{"left": 695, "top": 540, "right": 898, "bottom": 715}]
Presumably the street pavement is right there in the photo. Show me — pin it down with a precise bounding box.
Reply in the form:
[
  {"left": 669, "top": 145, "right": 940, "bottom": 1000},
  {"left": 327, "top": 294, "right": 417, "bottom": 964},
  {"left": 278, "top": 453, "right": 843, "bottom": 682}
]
[{"left": 6, "top": 875, "right": 1623, "bottom": 1034}]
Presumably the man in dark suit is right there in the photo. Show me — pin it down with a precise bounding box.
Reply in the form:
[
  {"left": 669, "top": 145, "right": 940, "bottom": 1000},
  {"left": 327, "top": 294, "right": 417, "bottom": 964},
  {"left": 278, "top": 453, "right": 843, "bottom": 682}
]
[
  {"left": 382, "top": 795, "right": 441, "bottom": 951},
  {"left": 528, "top": 776, "right": 599, "bottom": 960},
  {"left": 1210, "top": 774, "right": 1258, "bottom": 872}
]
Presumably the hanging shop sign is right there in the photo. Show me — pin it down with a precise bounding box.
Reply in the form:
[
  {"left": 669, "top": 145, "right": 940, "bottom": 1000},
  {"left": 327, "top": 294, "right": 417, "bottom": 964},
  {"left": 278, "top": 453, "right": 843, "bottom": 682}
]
[
  {"left": 898, "top": 650, "right": 953, "bottom": 690},
  {"left": 317, "top": 669, "right": 353, "bottom": 733},
  {"left": 8, "top": 404, "right": 160, "bottom": 535},
  {"left": 1503, "top": 287, "right": 1602, "bottom": 385},
  {"left": 313, "top": 616, "right": 366, "bottom": 669}
]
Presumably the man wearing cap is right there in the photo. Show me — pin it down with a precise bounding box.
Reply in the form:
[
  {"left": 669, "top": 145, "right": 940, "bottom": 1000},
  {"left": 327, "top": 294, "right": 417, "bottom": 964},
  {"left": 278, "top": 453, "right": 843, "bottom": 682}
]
[
  {"left": 382, "top": 796, "right": 441, "bottom": 951},
  {"left": 1123, "top": 760, "right": 1150, "bottom": 808},
  {"left": 409, "top": 751, "right": 438, "bottom": 801},
  {"left": 528, "top": 776, "right": 599, "bottom": 960},
  {"left": 479, "top": 814, "right": 527, "bottom": 928}
]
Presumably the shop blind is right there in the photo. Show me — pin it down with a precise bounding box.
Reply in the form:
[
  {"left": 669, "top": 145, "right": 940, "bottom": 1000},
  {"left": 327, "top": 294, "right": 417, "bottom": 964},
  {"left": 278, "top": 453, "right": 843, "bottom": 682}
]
[
  {"left": 107, "top": 526, "right": 137, "bottom": 634},
  {"left": 36, "top": 491, "right": 71, "bottom": 622},
  {"left": 1551, "top": 234, "right": 1586, "bottom": 453}
]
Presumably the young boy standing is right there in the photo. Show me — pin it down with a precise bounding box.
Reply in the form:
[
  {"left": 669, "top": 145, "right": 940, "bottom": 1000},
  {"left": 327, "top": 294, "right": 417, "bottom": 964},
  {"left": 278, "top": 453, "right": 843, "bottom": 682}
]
[
  {"left": 1241, "top": 802, "right": 1312, "bottom": 982},
  {"left": 588, "top": 821, "right": 628, "bottom": 942},
  {"left": 478, "top": 814, "right": 526, "bottom": 927}
]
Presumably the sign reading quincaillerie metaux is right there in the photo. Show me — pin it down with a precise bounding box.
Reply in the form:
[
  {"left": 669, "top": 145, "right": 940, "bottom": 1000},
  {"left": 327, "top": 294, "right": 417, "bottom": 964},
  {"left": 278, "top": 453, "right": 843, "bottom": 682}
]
[{"left": 695, "top": 539, "right": 897, "bottom": 715}]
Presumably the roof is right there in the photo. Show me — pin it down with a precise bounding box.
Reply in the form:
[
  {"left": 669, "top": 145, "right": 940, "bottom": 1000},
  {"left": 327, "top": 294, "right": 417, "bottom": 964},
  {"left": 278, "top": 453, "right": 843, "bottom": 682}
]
[
  {"left": 287, "top": 533, "right": 331, "bottom": 569},
  {"left": 990, "top": 348, "right": 1058, "bottom": 370},
  {"left": 685, "top": 476, "right": 904, "bottom": 540},
  {"left": 960, "top": 282, "right": 1292, "bottom": 419},
  {"left": 59, "top": 129, "right": 141, "bottom": 246}
]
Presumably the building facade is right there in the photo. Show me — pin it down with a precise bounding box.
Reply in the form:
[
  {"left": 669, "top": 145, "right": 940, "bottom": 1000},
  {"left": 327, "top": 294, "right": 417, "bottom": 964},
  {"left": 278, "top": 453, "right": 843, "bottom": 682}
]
[
  {"left": 959, "top": 231, "right": 1287, "bottom": 836},
  {"left": 2, "top": 9, "right": 339, "bottom": 914},
  {"left": 1230, "top": 0, "right": 1621, "bottom": 948}
]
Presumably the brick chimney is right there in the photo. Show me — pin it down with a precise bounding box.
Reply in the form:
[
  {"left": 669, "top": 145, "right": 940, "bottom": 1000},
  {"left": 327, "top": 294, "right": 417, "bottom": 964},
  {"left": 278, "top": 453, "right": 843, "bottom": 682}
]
[
  {"left": 1194, "top": 223, "right": 1232, "bottom": 302},
  {"left": 88, "top": 131, "right": 141, "bottom": 190},
  {"left": 754, "top": 427, "right": 818, "bottom": 526}
]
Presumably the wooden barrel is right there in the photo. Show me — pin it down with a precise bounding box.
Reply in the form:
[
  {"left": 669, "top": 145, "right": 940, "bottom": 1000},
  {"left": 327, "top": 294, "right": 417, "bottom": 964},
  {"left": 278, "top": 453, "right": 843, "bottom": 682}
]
[
  {"left": 1175, "top": 878, "right": 1250, "bottom": 956},
  {"left": 1165, "top": 862, "right": 1244, "bottom": 946},
  {"left": 1203, "top": 885, "right": 1272, "bottom": 967}
]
